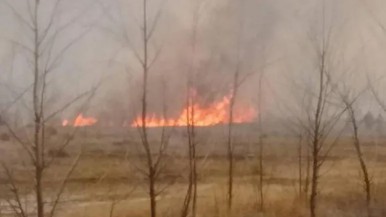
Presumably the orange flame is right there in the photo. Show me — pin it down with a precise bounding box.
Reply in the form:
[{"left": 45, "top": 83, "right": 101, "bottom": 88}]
[
  {"left": 132, "top": 95, "right": 256, "bottom": 127},
  {"left": 62, "top": 113, "right": 98, "bottom": 127},
  {"left": 62, "top": 119, "right": 69, "bottom": 127}
]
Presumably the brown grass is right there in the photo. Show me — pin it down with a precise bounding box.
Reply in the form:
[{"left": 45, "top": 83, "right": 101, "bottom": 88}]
[{"left": 2, "top": 131, "right": 386, "bottom": 217}]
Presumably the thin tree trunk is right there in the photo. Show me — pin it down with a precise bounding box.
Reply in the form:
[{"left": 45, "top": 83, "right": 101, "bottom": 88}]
[
  {"left": 227, "top": 72, "right": 239, "bottom": 211},
  {"left": 309, "top": 55, "right": 325, "bottom": 217},
  {"left": 298, "top": 135, "right": 303, "bottom": 198},
  {"left": 347, "top": 106, "right": 372, "bottom": 217},
  {"left": 192, "top": 134, "right": 197, "bottom": 217},
  {"left": 227, "top": 109, "right": 234, "bottom": 211},
  {"left": 181, "top": 98, "right": 193, "bottom": 217},
  {"left": 148, "top": 169, "right": 157, "bottom": 217},
  {"left": 33, "top": 1, "right": 44, "bottom": 217},
  {"left": 304, "top": 139, "right": 311, "bottom": 198},
  {"left": 257, "top": 72, "right": 264, "bottom": 212},
  {"left": 310, "top": 145, "right": 319, "bottom": 217},
  {"left": 181, "top": 109, "right": 193, "bottom": 217},
  {"left": 141, "top": 0, "right": 157, "bottom": 217},
  {"left": 183, "top": 89, "right": 198, "bottom": 217},
  {"left": 258, "top": 133, "right": 264, "bottom": 211},
  {"left": 189, "top": 90, "right": 197, "bottom": 217},
  {"left": 183, "top": 1, "right": 200, "bottom": 215}
]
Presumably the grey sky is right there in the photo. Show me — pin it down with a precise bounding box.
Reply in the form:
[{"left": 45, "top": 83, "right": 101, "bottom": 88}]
[{"left": 0, "top": 0, "right": 386, "bottom": 122}]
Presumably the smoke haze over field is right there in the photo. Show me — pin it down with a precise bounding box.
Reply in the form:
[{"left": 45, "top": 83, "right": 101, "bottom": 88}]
[{"left": 1, "top": 0, "right": 386, "bottom": 123}]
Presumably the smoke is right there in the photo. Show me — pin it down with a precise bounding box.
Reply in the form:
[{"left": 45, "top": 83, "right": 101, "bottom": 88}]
[{"left": 1, "top": 0, "right": 386, "bottom": 123}]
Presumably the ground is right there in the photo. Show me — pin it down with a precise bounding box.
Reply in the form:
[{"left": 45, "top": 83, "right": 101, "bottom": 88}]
[{"left": 1, "top": 126, "right": 386, "bottom": 217}]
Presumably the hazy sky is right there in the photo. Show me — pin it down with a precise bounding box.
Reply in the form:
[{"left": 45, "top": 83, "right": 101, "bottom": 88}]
[{"left": 1, "top": 0, "right": 386, "bottom": 122}]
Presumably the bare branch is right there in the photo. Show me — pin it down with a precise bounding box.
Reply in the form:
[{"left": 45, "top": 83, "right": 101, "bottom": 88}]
[
  {"left": 2, "top": 0, "right": 34, "bottom": 30},
  {"left": 1, "top": 162, "right": 27, "bottom": 217}
]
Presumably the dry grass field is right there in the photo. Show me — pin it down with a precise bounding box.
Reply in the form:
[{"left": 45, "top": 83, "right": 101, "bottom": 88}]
[{"left": 1, "top": 126, "right": 386, "bottom": 217}]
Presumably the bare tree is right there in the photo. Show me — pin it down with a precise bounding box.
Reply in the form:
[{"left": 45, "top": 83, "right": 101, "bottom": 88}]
[
  {"left": 0, "top": 1, "right": 99, "bottom": 217},
  {"left": 136, "top": 2, "right": 174, "bottom": 217},
  {"left": 225, "top": 8, "right": 244, "bottom": 214},
  {"left": 302, "top": 3, "right": 347, "bottom": 216},
  {"left": 182, "top": 88, "right": 198, "bottom": 217},
  {"left": 226, "top": 68, "right": 238, "bottom": 212},
  {"left": 180, "top": 0, "right": 200, "bottom": 215},
  {"left": 283, "top": 97, "right": 311, "bottom": 202},
  {"left": 223, "top": 0, "right": 267, "bottom": 211},
  {"left": 308, "top": 38, "right": 329, "bottom": 217},
  {"left": 341, "top": 91, "right": 372, "bottom": 217},
  {"left": 139, "top": 1, "right": 157, "bottom": 215},
  {"left": 306, "top": 40, "right": 347, "bottom": 217},
  {"left": 99, "top": 1, "right": 172, "bottom": 217},
  {"left": 256, "top": 70, "right": 266, "bottom": 212}
]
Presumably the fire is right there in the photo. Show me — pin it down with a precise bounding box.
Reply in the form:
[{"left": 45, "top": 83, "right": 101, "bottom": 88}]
[
  {"left": 131, "top": 95, "right": 256, "bottom": 127},
  {"left": 62, "top": 113, "right": 98, "bottom": 127},
  {"left": 62, "top": 119, "right": 69, "bottom": 127},
  {"left": 61, "top": 93, "right": 256, "bottom": 128}
]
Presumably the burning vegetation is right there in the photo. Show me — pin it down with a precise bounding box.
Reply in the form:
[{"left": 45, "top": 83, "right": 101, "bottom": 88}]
[
  {"left": 132, "top": 93, "right": 256, "bottom": 127},
  {"left": 62, "top": 113, "right": 98, "bottom": 127},
  {"left": 62, "top": 92, "right": 256, "bottom": 128}
]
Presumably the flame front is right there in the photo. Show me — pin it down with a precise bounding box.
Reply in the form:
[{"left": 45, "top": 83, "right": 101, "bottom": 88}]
[
  {"left": 131, "top": 95, "right": 256, "bottom": 127},
  {"left": 62, "top": 113, "right": 97, "bottom": 127},
  {"left": 62, "top": 95, "right": 256, "bottom": 128}
]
